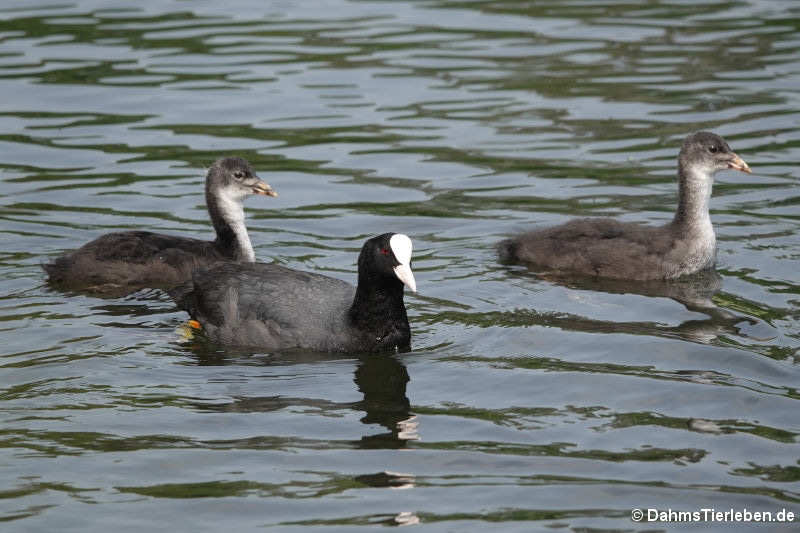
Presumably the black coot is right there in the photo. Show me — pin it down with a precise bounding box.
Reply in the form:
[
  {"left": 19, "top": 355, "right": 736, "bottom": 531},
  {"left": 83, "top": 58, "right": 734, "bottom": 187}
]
[
  {"left": 499, "top": 132, "right": 751, "bottom": 280},
  {"left": 43, "top": 157, "right": 276, "bottom": 296},
  {"left": 171, "top": 233, "right": 417, "bottom": 353}
]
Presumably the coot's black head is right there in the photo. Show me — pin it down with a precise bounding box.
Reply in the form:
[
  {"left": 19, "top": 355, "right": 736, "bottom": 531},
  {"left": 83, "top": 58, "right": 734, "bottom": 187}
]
[
  {"left": 679, "top": 131, "right": 751, "bottom": 177},
  {"left": 207, "top": 157, "right": 278, "bottom": 201},
  {"left": 357, "top": 233, "right": 416, "bottom": 293}
]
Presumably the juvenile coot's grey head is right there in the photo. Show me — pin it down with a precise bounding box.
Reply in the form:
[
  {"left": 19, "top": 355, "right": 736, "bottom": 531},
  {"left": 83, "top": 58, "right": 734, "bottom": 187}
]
[
  {"left": 207, "top": 156, "right": 277, "bottom": 201},
  {"left": 679, "top": 131, "right": 751, "bottom": 177},
  {"left": 358, "top": 232, "right": 416, "bottom": 293},
  {"left": 205, "top": 157, "right": 277, "bottom": 263}
]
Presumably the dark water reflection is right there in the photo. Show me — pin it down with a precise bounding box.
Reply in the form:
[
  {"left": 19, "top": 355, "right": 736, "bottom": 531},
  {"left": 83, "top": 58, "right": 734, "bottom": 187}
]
[
  {"left": 1, "top": 0, "right": 799, "bottom": 530},
  {"left": 185, "top": 349, "right": 415, "bottom": 449}
]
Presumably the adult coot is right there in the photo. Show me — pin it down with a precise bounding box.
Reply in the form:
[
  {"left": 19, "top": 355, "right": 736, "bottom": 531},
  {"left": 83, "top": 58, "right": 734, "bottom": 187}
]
[
  {"left": 171, "top": 233, "right": 416, "bottom": 353},
  {"left": 498, "top": 132, "right": 751, "bottom": 280},
  {"left": 43, "top": 157, "right": 276, "bottom": 296}
]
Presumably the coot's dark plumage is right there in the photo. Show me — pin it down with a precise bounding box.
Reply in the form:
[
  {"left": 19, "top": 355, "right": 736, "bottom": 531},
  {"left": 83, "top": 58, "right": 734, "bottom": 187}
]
[
  {"left": 499, "top": 132, "right": 752, "bottom": 280},
  {"left": 171, "top": 233, "right": 416, "bottom": 353},
  {"left": 43, "top": 157, "right": 276, "bottom": 296}
]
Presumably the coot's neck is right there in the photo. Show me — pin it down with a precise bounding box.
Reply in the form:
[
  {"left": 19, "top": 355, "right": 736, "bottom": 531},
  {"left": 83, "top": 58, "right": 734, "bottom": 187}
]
[
  {"left": 672, "top": 162, "right": 713, "bottom": 236},
  {"left": 206, "top": 187, "right": 255, "bottom": 262},
  {"left": 349, "top": 275, "right": 410, "bottom": 347}
]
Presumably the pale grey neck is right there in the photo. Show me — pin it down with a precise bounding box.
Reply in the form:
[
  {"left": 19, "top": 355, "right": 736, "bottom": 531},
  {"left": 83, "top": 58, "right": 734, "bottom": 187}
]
[
  {"left": 673, "top": 165, "right": 713, "bottom": 232},
  {"left": 208, "top": 188, "right": 255, "bottom": 262}
]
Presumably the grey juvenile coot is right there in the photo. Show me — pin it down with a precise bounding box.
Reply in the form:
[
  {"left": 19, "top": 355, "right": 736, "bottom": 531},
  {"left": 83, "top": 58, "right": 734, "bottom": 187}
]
[
  {"left": 498, "top": 132, "right": 751, "bottom": 280},
  {"left": 43, "top": 157, "right": 276, "bottom": 296},
  {"left": 170, "top": 233, "right": 416, "bottom": 353}
]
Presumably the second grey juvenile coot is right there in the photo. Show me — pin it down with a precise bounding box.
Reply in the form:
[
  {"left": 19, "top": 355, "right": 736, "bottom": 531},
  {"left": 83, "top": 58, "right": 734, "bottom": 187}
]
[
  {"left": 170, "top": 233, "right": 417, "bottom": 353},
  {"left": 43, "top": 157, "right": 276, "bottom": 296},
  {"left": 498, "top": 132, "right": 752, "bottom": 280}
]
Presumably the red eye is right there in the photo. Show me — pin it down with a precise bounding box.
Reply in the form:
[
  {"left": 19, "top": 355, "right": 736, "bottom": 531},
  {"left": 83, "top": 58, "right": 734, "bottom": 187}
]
[{"left": 380, "top": 248, "right": 390, "bottom": 255}]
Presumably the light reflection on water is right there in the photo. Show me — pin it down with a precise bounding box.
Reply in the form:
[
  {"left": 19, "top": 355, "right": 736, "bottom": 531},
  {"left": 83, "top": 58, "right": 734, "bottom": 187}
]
[{"left": 1, "top": 0, "right": 799, "bottom": 530}]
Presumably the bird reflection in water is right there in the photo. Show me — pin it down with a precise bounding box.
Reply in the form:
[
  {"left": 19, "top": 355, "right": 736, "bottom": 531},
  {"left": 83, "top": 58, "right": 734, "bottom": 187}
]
[
  {"left": 506, "top": 267, "right": 774, "bottom": 345},
  {"left": 179, "top": 343, "right": 420, "bottom": 448},
  {"left": 354, "top": 354, "right": 419, "bottom": 448}
]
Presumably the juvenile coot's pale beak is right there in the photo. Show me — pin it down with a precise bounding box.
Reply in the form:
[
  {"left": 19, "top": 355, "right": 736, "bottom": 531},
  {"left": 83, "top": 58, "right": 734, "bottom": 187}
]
[
  {"left": 252, "top": 179, "right": 278, "bottom": 197},
  {"left": 728, "top": 153, "right": 751, "bottom": 174}
]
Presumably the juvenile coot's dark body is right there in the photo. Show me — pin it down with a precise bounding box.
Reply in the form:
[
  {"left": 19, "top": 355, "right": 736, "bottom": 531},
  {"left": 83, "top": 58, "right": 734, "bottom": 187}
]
[
  {"left": 171, "top": 233, "right": 416, "bottom": 353},
  {"left": 499, "top": 132, "right": 751, "bottom": 280},
  {"left": 43, "top": 157, "right": 276, "bottom": 296}
]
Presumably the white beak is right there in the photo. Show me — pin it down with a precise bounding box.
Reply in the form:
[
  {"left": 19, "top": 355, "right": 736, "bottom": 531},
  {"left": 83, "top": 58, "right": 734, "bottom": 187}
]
[
  {"left": 393, "top": 263, "right": 417, "bottom": 293},
  {"left": 390, "top": 233, "right": 416, "bottom": 293}
]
